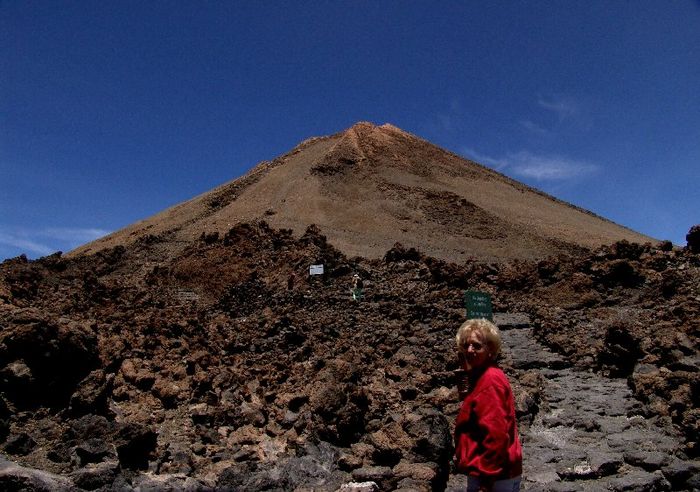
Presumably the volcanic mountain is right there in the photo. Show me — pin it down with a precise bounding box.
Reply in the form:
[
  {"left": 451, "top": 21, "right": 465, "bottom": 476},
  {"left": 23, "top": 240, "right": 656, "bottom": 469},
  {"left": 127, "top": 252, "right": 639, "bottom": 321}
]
[{"left": 71, "top": 122, "right": 653, "bottom": 262}]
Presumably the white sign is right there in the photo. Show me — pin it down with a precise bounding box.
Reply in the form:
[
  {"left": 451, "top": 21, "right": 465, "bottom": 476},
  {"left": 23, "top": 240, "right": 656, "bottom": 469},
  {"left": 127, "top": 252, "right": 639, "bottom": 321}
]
[{"left": 309, "top": 264, "right": 324, "bottom": 275}]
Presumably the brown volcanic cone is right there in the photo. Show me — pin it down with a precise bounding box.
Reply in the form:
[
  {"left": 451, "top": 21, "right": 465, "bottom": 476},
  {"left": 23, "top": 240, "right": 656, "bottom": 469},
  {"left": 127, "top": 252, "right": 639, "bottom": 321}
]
[{"left": 71, "top": 122, "right": 654, "bottom": 262}]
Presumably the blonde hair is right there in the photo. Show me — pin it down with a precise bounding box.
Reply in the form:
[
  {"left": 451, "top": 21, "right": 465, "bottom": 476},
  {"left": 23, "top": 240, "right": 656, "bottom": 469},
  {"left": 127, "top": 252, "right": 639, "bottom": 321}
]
[{"left": 456, "top": 318, "right": 502, "bottom": 358}]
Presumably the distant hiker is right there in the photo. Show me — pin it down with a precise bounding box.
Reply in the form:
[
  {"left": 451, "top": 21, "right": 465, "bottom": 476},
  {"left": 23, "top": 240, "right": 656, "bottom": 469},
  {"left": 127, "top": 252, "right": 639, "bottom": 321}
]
[
  {"left": 287, "top": 272, "right": 295, "bottom": 290},
  {"left": 351, "top": 273, "right": 364, "bottom": 301},
  {"left": 454, "top": 319, "right": 522, "bottom": 492}
]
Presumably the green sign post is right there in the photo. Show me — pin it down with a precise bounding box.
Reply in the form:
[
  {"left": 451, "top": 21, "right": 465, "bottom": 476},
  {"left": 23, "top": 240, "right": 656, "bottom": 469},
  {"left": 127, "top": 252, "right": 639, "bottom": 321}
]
[{"left": 464, "top": 290, "right": 493, "bottom": 320}]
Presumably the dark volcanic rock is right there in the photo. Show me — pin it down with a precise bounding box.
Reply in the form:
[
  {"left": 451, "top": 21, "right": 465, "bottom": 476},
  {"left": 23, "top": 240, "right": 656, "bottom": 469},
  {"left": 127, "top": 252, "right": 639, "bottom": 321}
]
[
  {"left": 0, "top": 455, "right": 75, "bottom": 491},
  {"left": 72, "top": 438, "right": 115, "bottom": 467},
  {"left": 217, "top": 442, "right": 350, "bottom": 491},
  {"left": 114, "top": 422, "right": 157, "bottom": 470},
  {"left": 3, "top": 433, "right": 37, "bottom": 456},
  {"left": 0, "top": 311, "right": 99, "bottom": 409},
  {"left": 608, "top": 469, "right": 670, "bottom": 491},
  {"left": 69, "top": 460, "right": 119, "bottom": 491},
  {"left": 686, "top": 224, "right": 700, "bottom": 252},
  {"left": 69, "top": 370, "right": 113, "bottom": 416},
  {"left": 597, "top": 320, "right": 642, "bottom": 377}
]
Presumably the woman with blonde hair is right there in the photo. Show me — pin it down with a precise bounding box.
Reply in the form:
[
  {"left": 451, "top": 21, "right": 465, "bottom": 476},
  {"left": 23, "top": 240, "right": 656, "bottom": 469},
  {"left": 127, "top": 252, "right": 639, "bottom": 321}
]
[{"left": 454, "top": 319, "right": 522, "bottom": 492}]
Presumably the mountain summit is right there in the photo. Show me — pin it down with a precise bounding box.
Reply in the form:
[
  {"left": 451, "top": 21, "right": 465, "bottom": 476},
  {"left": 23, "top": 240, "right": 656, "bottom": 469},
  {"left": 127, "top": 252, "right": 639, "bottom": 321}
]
[{"left": 72, "top": 122, "right": 653, "bottom": 262}]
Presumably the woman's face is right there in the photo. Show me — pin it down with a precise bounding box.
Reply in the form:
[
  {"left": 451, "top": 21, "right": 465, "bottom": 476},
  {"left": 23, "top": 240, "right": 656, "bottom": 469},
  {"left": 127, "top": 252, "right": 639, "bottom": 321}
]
[{"left": 460, "top": 330, "right": 491, "bottom": 373}]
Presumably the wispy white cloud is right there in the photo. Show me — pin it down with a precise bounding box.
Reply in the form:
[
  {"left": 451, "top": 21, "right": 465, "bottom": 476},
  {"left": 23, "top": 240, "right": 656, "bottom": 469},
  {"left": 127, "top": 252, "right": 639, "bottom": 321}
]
[
  {"left": 506, "top": 151, "right": 598, "bottom": 180},
  {"left": 0, "top": 232, "right": 55, "bottom": 256},
  {"left": 42, "top": 227, "right": 110, "bottom": 243},
  {"left": 0, "top": 226, "right": 110, "bottom": 259},
  {"left": 519, "top": 119, "right": 551, "bottom": 137},
  {"left": 460, "top": 148, "right": 598, "bottom": 181},
  {"left": 436, "top": 113, "right": 454, "bottom": 132},
  {"left": 434, "top": 97, "right": 464, "bottom": 133},
  {"left": 538, "top": 95, "right": 580, "bottom": 122},
  {"left": 461, "top": 148, "right": 508, "bottom": 171}
]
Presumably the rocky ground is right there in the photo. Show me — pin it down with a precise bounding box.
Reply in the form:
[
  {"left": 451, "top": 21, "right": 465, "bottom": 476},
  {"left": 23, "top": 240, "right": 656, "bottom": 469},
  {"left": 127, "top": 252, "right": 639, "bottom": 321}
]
[{"left": 0, "top": 222, "right": 698, "bottom": 490}]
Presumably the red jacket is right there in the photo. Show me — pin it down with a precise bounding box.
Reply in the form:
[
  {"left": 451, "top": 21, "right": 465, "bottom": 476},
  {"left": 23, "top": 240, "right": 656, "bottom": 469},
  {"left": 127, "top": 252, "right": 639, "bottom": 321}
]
[{"left": 454, "top": 365, "right": 523, "bottom": 480}]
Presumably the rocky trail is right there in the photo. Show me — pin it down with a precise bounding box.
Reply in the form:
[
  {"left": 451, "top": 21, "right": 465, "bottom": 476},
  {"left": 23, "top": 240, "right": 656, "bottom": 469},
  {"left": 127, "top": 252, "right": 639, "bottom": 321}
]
[{"left": 487, "top": 315, "right": 700, "bottom": 491}]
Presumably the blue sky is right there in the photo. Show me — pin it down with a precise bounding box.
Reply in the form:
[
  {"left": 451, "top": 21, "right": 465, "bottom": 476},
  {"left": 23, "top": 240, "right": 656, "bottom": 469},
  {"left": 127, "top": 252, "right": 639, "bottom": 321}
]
[{"left": 2, "top": 1, "right": 699, "bottom": 260}]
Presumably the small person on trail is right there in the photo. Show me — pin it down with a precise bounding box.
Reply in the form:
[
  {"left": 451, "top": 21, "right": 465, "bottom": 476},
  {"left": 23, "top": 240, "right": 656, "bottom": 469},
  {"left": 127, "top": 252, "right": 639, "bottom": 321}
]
[
  {"left": 453, "top": 318, "right": 522, "bottom": 492},
  {"left": 351, "top": 273, "right": 364, "bottom": 301}
]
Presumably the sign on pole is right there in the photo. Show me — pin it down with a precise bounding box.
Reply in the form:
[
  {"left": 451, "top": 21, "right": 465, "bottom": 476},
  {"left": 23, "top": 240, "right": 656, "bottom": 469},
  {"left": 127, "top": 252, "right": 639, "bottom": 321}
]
[
  {"left": 464, "top": 290, "right": 493, "bottom": 320},
  {"left": 309, "top": 264, "right": 324, "bottom": 276}
]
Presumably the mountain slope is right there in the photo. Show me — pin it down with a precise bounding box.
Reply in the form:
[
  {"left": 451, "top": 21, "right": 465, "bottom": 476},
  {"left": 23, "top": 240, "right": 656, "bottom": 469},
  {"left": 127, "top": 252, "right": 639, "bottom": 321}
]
[{"left": 71, "top": 122, "right": 654, "bottom": 262}]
